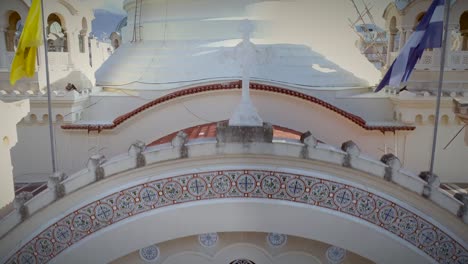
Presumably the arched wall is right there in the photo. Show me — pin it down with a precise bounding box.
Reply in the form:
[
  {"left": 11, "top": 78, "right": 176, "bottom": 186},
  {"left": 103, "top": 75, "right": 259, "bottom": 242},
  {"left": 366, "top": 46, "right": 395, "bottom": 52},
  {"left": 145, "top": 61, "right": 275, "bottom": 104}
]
[{"left": 3, "top": 158, "right": 467, "bottom": 264}]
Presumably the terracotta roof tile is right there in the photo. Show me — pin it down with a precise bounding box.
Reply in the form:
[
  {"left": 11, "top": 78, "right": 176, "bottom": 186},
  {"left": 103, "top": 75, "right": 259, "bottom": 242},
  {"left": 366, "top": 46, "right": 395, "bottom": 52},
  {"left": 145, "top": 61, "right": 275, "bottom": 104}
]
[
  {"left": 61, "top": 81, "right": 415, "bottom": 133},
  {"left": 147, "top": 121, "right": 302, "bottom": 147}
]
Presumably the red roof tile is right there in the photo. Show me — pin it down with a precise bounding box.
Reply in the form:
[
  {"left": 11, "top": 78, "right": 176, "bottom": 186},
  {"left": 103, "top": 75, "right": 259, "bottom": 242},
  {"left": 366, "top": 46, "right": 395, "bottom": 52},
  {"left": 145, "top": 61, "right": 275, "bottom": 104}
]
[
  {"left": 61, "top": 81, "right": 415, "bottom": 133},
  {"left": 147, "top": 121, "right": 302, "bottom": 147}
]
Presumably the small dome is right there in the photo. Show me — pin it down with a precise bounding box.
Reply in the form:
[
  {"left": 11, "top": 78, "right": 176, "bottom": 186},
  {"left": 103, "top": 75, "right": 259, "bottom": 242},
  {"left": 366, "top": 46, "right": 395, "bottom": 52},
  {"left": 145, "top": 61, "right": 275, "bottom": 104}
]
[{"left": 395, "top": 0, "right": 410, "bottom": 10}]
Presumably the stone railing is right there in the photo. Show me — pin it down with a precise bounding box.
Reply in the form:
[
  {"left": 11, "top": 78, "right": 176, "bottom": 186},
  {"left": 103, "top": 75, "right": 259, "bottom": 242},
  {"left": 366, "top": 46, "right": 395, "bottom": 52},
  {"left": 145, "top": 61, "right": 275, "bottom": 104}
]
[
  {"left": 390, "top": 50, "right": 468, "bottom": 70},
  {"left": 1, "top": 123, "right": 466, "bottom": 242},
  {"left": 449, "top": 51, "right": 468, "bottom": 70},
  {"left": 415, "top": 50, "right": 436, "bottom": 69},
  {"left": 0, "top": 52, "right": 15, "bottom": 69},
  {"left": 47, "top": 52, "right": 69, "bottom": 69}
]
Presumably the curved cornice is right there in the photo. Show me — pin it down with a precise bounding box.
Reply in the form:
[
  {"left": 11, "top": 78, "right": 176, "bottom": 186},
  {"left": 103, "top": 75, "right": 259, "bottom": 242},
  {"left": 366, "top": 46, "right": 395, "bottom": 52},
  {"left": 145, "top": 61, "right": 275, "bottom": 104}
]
[
  {"left": 1, "top": 132, "right": 467, "bottom": 263},
  {"left": 61, "top": 81, "right": 415, "bottom": 133},
  {"left": 3, "top": 166, "right": 467, "bottom": 263}
]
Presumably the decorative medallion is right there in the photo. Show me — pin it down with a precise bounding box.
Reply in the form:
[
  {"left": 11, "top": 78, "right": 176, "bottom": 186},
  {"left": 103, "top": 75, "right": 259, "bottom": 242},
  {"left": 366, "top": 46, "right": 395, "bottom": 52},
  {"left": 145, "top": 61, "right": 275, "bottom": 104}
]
[
  {"left": 356, "top": 196, "right": 376, "bottom": 216},
  {"left": 53, "top": 226, "right": 72, "bottom": 244},
  {"left": 94, "top": 203, "right": 114, "bottom": 222},
  {"left": 261, "top": 175, "right": 281, "bottom": 195},
  {"left": 198, "top": 233, "right": 218, "bottom": 248},
  {"left": 326, "top": 246, "right": 346, "bottom": 264},
  {"left": 211, "top": 174, "right": 231, "bottom": 194},
  {"left": 163, "top": 181, "right": 183, "bottom": 200},
  {"left": 188, "top": 178, "right": 207, "bottom": 196},
  {"left": 267, "top": 233, "right": 287, "bottom": 248},
  {"left": 418, "top": 228, "right": 437, "bottom": 247},
  {"left": 437, "top": 241, "right": 455, "bottom": 260},
  {"left": 35, "top": 238, "right": 53, "bottom": 256},
  {"left": 72, "top": 213, "right": 92, "bottom": 232},
  {"left": 116, "top": 194, "right": 135, "bottom": 214},
  {"left": 286, "top": 179, "right": 305, "bottom": 198},
  {"left": 333, "top": 189, "right": 353, "bottom": 208},
  {"left": 398, "top": 216, "right": 418, "bottom": 235},
  {"left": 237, "top": 174, "right": 256, "bottom": 193},
  {"left": 17, "top": 252, "right": 36, "bottom": 264},
  {"left": 378, "top": 206, "right": 397, "bottom": 225},
  {"left": 5, "top": 170, "right": 467, "bottom": 264},
  {"left": 139, "top": 245, "right": 159, "bottom": 262},
  {"left": 139, "top": 187, "right": 159, "bottom": 206},
  {"left": 310, "top": 183, "right": 329, "bottom": 202}
]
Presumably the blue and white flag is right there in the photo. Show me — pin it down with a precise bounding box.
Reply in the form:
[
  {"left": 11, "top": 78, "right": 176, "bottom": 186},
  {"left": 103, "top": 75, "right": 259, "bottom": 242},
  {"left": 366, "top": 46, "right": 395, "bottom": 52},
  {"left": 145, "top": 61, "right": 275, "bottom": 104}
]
[{"left": 375, "top": 0, "right": 445, "bottom": 92}]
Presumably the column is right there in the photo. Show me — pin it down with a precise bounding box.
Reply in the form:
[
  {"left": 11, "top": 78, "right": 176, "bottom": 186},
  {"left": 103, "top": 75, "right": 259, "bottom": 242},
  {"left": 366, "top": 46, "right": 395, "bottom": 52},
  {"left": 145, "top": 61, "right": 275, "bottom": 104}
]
[
  {"left": 0, "top": 29, "right": 8, "bottom": 69},
  {"left": 399, "top": 29, "right": 406, "bottom": 50},
  {"left": 65, "top": 29, "right": 77, "bottom": 69},
  {"left": 405, "top": 29, "right": 413, "bottom": 43},
  {"left": 387, "top": 31, "right": 394, "bottom": 65}
]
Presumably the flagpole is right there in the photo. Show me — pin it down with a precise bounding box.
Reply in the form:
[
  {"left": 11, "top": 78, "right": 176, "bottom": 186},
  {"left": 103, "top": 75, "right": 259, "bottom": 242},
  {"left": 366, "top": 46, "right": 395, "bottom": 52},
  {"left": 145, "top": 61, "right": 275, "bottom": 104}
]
[
  {"left": 40, "top": 0, "right": 57, "bottom": 173},
  {"left": 429, "top": 0, "right": 451, "bottom": 176}
]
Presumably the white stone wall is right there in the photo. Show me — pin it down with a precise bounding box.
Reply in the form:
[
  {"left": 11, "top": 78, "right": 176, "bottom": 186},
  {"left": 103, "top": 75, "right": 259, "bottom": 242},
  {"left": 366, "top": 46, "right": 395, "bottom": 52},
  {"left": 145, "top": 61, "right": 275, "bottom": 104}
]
[{"left": 0, "top": 99, "right": 29, "bottom": 208}]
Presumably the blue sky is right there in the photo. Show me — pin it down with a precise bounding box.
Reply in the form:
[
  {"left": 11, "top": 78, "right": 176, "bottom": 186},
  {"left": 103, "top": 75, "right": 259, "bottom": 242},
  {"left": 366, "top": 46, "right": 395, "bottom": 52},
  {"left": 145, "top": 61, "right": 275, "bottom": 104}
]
[{"left": 81, "top": 0, "right": 125, "bottom": 14}]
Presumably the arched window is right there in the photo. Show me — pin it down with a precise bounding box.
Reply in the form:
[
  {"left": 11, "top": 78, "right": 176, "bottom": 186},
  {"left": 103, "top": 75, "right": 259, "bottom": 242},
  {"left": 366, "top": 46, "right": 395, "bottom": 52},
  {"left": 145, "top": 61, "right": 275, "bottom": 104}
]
[
  {"left": 415, "top": 12, "right": 426, "bottom": 29},
  {"left": 47, "top": 14, "right": 67, "bottom": 52},
  {"left": 5, "top": 11, "right": 22, "bottom": 51},
  {"left": 460, "top": 11, "right": 468, "bottom": 51},
  {"left": 415, "top": 114, "right": 423, "bottom": 125}
]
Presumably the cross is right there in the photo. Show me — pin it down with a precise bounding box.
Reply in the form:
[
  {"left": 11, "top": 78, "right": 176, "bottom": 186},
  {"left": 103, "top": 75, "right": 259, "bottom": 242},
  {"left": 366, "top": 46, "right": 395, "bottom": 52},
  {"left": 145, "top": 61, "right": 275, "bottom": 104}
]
[
  {"left": 239, "top": 176, "right": 254, "bottom": 192},
  {"left": 191, "top": 179, "right": 205, "bottom": 194},
  {"left": 336, "top": 191, "right": 350, "bottom": 204},
  {"left": 97, "top": 205, "right": 111, "bottom": 219},
  {"left": 288, "top": 181, "right": 303, "bottom": 194},
  {"left": 142, "top": 190, "right": 156, "bottom": 202},
  {"left": 382, "top": 208, "right": 395, "bottom": 222},
  {"left": 21, "top": 254, "right": 34, "bottom": 264},
  {"left": 56, "top": 228, "right": 69, "bottom": 241},
  {"left": 421, "top": 231, "right": 434, "bottom": 244},
  {"left": 228, "top": 19, "right": 263, "bottom": 127}
]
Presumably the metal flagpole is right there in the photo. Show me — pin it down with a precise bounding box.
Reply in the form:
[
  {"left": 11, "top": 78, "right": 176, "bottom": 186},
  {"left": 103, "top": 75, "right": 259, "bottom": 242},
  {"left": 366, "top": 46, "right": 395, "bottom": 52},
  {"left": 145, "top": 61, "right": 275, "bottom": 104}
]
[
  {"left": 40, "top": 0, "right": 57, "bottom": 173},
  {"left": 429, "top": 0, "right": 451, "bottom": 176}
]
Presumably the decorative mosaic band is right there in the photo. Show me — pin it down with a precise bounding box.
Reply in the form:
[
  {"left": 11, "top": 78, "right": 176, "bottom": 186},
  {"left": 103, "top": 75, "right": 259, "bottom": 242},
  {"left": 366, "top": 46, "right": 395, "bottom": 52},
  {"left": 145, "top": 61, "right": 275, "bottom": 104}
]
[{"left": 6, "top": 170, "right": 468, "bottom": 264}]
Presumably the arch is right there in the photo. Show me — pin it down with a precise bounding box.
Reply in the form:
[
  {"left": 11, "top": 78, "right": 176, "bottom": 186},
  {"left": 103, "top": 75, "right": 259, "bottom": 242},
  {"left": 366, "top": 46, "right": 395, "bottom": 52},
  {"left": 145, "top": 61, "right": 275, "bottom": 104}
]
[
  {"left": 441, "top": 115, "right": 449, "bottom": 125},
  {"left": 415, "top": 114, "right": 423, "bottom": 125},
  {"left": 56, "top": 114, "right": 64, "bottom": 123},
  {"left": 230, "top": 259, "right": 255, "bottom": 264},
  {"left": 4, "top": 167, "right": 466, "bottom": 264},
  {"left": 29, "top": 114, "right": 37, "bottom": 122},
  {"left": 5, "top": 11, "right": 22, "bottom": 51},
  {"left": 460, "top": 11, "right": 468, "bottom": 51},
  {"left": 46, "top": 13, "right": 67, "bottom": 52},
  {"left": 113, "top": 38, "right": 120, "bottom": 49},
  {"left": 42, "top": 114, "right": 49, "bottom": 123},
  {"left": 3, "top": 136, "right": 9, "bottom": 146},
  {"left": 415, "top": 12, "right": 426, "bottom": 29}
]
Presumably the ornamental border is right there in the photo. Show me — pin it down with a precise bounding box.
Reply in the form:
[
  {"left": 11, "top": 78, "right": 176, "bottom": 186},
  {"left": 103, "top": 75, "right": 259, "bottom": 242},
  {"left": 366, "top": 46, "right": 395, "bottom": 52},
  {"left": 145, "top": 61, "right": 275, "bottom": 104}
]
[{"left": 6, "top": 170, "right": 468, "bottom": 264}]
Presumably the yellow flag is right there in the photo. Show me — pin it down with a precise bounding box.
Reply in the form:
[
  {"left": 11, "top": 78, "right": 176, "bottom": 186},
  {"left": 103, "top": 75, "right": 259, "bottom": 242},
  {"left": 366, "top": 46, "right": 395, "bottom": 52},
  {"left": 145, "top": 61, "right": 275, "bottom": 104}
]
[{"left": 10, "top": 0, "right": 42, "bottom": 86}]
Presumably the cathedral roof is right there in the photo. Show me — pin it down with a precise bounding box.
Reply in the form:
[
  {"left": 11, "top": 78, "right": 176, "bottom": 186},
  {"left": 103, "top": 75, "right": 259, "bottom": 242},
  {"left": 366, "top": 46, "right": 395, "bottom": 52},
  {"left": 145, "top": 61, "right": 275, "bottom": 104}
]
[{"left": 62, "top": 82, "right": 415, "bottom": 133}]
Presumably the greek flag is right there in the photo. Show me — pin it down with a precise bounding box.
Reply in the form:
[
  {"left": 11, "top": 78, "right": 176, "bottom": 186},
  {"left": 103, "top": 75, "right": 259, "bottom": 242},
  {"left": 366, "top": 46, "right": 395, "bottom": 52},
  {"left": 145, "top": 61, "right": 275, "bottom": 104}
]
[{"left": 375, "top": 0, "right": 445, "bottom": 92}]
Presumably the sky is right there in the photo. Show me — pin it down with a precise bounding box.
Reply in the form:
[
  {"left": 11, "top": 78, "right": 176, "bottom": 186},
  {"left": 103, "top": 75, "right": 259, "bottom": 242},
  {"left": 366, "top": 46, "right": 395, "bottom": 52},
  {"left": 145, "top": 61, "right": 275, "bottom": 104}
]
[{"left": 84, "top": 0, "right": 394, "bottom": 84}]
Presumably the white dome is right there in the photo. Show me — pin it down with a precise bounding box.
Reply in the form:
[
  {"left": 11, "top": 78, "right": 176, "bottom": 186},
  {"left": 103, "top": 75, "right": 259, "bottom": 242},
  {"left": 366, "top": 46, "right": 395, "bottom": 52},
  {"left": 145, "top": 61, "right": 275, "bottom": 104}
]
[{"left": 95, "top": 0, "right": 367, "bottom": 89}]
